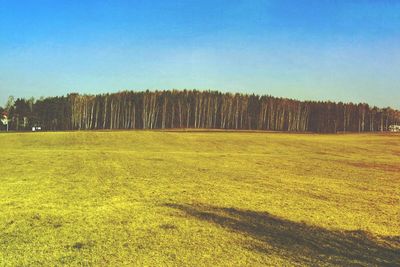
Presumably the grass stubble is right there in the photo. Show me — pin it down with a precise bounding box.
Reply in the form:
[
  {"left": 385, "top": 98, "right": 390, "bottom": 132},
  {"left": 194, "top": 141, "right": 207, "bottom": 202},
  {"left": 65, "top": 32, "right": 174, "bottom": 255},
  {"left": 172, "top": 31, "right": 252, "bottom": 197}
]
[{"left": 0, "top": 131, "right": 399, "bottom": 266}]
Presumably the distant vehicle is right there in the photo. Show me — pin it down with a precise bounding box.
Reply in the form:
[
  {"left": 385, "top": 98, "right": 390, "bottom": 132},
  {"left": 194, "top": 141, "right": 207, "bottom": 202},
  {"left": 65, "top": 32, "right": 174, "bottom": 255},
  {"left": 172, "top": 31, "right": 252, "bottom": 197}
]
[
  {"left": 389, "top": 125, "right": 400, "bottom": 132},
  {"left": 32, "top": 126, "right": 42, "bottom": 132}
]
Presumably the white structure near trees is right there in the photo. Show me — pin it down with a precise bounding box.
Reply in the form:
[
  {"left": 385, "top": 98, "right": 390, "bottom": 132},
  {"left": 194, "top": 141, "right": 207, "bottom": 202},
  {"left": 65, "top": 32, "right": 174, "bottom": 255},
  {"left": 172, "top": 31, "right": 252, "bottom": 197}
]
[
  {"left": 389, "top": 125, "right": 400, "bottom": 132},
  {"left": 1, "top": 115, "right": 9, "bottom": 131}
]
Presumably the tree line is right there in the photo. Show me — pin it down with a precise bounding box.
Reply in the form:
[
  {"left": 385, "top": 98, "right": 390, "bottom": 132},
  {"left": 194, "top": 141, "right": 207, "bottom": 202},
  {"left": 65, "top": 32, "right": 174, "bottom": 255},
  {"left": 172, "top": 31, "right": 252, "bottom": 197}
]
[{"left": 1, "top": 90, "right": 399, "bottom": 133}]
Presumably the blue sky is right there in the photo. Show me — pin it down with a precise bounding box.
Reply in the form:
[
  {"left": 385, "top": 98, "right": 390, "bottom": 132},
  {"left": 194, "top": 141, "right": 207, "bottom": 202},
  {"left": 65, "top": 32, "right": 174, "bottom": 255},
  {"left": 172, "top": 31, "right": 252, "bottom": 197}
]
[{"left": 0, "top": 0, "right": 399, "bottom": 108}]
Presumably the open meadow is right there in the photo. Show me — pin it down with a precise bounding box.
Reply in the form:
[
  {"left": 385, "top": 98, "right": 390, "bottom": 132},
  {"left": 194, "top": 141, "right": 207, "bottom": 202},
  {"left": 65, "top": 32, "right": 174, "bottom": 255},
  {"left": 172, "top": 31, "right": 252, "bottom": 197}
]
[{"left": 0, "top": 131, "right": 399, "bottom": 266}]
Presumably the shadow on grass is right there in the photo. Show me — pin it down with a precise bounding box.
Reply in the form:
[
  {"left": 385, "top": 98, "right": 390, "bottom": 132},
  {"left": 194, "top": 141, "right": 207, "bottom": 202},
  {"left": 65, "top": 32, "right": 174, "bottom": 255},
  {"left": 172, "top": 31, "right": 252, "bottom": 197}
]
[{"left": 165, "top": 203, "right": 400, "bottom": 266}]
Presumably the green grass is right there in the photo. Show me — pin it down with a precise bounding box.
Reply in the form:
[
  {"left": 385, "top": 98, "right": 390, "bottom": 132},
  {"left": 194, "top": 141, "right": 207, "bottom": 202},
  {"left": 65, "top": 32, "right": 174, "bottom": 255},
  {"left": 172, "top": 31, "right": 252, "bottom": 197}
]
[{"left": 0, "top": 131, "right": 399, "bottom": 266}]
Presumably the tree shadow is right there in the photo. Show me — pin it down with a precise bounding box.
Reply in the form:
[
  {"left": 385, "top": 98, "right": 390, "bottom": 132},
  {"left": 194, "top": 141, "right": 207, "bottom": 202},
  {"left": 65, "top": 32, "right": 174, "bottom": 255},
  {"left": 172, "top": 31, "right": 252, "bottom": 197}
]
[{"left": 164, "top": 203, "right": 400, "bottom": 266}]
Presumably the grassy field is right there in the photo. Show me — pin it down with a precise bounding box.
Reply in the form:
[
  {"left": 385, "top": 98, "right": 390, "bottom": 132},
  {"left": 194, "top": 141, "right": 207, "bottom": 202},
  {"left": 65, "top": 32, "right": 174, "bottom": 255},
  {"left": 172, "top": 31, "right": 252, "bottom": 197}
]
[{"left": 0, "top": 131, "right": 399, "bottom": 266}]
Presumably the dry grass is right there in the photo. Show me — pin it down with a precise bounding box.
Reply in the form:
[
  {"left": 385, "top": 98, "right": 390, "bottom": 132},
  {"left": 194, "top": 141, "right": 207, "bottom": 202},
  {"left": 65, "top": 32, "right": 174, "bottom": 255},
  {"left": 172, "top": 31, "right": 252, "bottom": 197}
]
[{"left": 0, "top": 131, "right": 399, "bottom": 266}]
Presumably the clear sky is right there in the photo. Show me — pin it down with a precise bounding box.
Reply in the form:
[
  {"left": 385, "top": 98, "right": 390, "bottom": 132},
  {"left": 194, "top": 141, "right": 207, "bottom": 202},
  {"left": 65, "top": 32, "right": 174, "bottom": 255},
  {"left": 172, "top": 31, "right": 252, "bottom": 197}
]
[{"left": 0, "top": 0, "right": 399, "bottom": 108}]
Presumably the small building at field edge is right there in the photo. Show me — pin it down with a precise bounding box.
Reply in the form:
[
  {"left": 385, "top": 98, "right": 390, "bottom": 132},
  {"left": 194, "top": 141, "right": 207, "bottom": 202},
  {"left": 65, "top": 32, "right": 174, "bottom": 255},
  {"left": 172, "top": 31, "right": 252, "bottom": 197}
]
[{"left": 389, "top": 125, "right": 400, "bottom": 132}]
